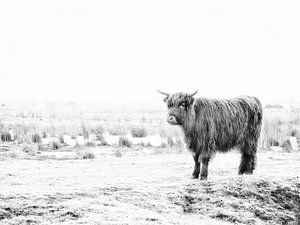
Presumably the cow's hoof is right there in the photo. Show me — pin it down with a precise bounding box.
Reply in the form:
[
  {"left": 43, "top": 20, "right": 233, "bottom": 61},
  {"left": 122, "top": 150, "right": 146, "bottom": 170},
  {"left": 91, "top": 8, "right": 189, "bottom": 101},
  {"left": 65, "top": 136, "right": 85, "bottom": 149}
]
[
  {"left": 200, "top": 176, "right": 207, "bottom": 180},
  {"left": 191, "top": 175, "right": 199, "bottom": 179},
  {"left": 244, "top": 170, "right": 253, "bottom": 175}
]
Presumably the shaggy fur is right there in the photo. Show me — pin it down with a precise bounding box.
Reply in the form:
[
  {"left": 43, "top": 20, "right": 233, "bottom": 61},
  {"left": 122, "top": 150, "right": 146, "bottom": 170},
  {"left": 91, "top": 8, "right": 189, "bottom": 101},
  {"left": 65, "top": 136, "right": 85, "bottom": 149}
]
[{"left": 161, "top": 92, "right": 263, "bottom": 180}]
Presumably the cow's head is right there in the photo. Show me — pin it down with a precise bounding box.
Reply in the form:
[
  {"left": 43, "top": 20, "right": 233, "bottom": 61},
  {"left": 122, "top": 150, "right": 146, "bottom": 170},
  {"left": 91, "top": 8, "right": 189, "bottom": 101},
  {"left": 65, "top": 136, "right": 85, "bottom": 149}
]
[{"left": 158, "top": 90, "right": 198, "bottom": 126}]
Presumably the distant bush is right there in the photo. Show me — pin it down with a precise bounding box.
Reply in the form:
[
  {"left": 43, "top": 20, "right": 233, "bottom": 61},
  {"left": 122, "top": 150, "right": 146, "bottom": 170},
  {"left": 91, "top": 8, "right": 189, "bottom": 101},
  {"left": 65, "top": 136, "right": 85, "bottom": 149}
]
[
  {"left": 166, "top": 136, "right": 184, "bottom": 148},
  {"left": 1, "top": 132, "right": 12, "bottom": 142},
  {"left": 32, "top": 134, "right": 41, "bottom": 143},
  {"left": 131, "top": 127, "right": 147, "bottom": 138},
  {"left": 118, "top": 136, "right": 132, "bottom": 148}
]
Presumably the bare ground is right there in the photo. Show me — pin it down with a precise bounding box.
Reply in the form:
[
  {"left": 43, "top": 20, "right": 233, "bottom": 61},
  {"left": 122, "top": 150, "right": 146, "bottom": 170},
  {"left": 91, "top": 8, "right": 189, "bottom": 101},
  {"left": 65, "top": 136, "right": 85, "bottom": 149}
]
[{"left": 0, "top": 150, "right": 300, "bottom": 225}]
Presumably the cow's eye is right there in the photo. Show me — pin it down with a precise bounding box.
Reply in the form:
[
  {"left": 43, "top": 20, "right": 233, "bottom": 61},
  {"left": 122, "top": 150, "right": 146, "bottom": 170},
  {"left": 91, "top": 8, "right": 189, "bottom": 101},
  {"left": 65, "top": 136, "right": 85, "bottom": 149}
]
[{"left": 180, "top": 103, "right": 186, "bottom": 109}]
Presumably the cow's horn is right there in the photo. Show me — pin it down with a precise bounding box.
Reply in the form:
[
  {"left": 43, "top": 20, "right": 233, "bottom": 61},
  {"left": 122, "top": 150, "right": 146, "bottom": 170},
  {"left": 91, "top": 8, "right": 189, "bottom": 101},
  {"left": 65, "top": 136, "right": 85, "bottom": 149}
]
[
  {"left": 157, "top": 90, "right": 170, "bottom": 97},
  {"left": 189, "top": 89, "right": 198, "bottom": 97}
]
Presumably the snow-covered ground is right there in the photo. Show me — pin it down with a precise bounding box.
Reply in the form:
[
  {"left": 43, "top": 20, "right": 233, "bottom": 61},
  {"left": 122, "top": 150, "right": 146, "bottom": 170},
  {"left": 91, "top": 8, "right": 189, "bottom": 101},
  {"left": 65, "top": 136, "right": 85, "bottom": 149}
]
[{"left": 0, "top": 150, "right": 299, "bottom": 224}]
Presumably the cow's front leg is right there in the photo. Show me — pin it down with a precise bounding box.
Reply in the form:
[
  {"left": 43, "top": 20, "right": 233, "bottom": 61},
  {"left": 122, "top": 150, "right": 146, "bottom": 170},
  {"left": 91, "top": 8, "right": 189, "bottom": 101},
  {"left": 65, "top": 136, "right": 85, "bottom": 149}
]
[
  {"left": 200, "top": 157, "right": 210, "bottom": 180},
  {"left": 191, "top": 152, "right": 200, "bottom": 179}
]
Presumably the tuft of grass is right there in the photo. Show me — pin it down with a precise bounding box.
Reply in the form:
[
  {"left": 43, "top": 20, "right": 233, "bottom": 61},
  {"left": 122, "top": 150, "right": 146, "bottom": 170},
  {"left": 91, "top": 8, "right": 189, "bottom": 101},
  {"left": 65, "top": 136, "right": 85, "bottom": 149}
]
[
  {"left": 281, "top": 139, "right": 292, "bottom": 152},
  {"left": 146, "top": 142, "right": 152, "bottom": 147},
  {"left": 0, "top": 150, "right": 24, "bottom": 160},
  {"left": 267, "top": 138, "right": 280, "bottom": 147},
  {"left": 36, "top": 155, "right": 57, "bottom": 160},
  {"left": 81, "top": 152, "right": 95, "bottom": 160},
  {"left": 174, "top": 137, "right": 184, "bottom": 148},
  {"left": 100, "top": 138, "right": 108, "bottom": 146},
  {"left": 1, "top": 132, "right": 12, "bottom": 142},
  {"left": 118, "top": 136, "right": 132, "bottom": 148},
  {"left": 32, "top": 134, "right": 41, "bottom": 143},
  {"left": 52, "top": 142, "right": 60, "bottom": 150},
  {"left": 153, "top": 148, "right": 164, "bottom": 154},
  {"left": 167, "top": 137, "right": 175, "bottom": 148},
  {"left": 95, "top": 134, "right": 108, "bottom": 146},
  {"left": 289, "top": 128, "right": 300, "bottom": 138},
  {"left": 38, "top": 143, "right": 47, "bottom": 151},
  {"left": 23, "top": 144, "right": 38, "bottom": 156},
  {"left": 93, "top": 126, "right": 105, "bottom": 135},
  {"left": 59, "top": 135, "right": 65, "bottom": 144},
  {"left": 107, "top": 125, "right": 126, "bottom": 136},
  {"left": 160, "top": 142, "right": 167, "bottom": 148},
  {"left": 86, "top": 142, "right": 96, "bottom": 147},
  {"left": 115, "top": 148, "right": 122, "bottom": 157},
  {"left": 81, "top": 123, "right": 89, "bottom": 139}
]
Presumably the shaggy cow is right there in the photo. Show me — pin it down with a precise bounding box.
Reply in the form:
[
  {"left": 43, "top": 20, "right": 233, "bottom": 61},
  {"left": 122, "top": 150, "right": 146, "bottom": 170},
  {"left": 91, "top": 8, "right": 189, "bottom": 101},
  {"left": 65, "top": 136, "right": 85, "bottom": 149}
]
[{"left": 158, "top": 90, "right": 262, "bottom": 180}]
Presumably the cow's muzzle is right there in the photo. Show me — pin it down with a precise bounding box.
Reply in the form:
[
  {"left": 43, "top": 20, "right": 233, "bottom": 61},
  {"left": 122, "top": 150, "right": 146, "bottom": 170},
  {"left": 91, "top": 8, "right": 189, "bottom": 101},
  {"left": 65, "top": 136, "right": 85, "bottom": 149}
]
[{"left": 167, "top": 115, "right": 179, "bottom": 125}]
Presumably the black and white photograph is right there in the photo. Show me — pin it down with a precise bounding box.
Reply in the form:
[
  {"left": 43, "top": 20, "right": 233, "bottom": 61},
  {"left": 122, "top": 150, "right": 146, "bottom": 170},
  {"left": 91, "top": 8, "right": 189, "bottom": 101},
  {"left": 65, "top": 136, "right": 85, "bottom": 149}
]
[{"left": 0, "top": 1, "right": 299, "bottom": 224}]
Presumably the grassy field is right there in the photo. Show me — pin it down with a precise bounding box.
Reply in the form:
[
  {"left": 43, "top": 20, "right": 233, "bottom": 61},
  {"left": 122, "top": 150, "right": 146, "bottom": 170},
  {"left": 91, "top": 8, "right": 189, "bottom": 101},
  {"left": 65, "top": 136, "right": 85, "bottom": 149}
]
[
  {"left": 0, "top": 150, "right": 299, "bottom": 225},
  {"left": 0, "top": 102, "right": 300, "bottom": 224},
  {"left": 0, "top": 102, "right": 300, "bottom": 151}
]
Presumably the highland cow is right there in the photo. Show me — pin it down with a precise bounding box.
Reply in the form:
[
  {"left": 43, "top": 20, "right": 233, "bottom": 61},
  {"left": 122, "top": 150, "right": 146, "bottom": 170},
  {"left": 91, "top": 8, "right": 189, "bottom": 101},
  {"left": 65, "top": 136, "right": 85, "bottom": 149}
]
[{"left": 158, "top": 90, "right": 262, "bottom": 180}]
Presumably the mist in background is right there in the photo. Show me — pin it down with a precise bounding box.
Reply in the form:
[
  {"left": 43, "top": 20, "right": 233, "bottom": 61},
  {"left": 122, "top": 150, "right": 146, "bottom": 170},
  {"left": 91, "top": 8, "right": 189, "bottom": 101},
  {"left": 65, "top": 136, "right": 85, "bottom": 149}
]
[{"left": 0, "top": 0, "right": 300, "bottom": 106}]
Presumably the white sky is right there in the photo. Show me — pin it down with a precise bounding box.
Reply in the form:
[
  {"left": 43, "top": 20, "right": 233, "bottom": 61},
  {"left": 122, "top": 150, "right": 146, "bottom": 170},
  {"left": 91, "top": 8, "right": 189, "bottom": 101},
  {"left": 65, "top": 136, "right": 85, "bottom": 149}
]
[{"left": 0, "top": 1, "right": 300, "bottom": 105}]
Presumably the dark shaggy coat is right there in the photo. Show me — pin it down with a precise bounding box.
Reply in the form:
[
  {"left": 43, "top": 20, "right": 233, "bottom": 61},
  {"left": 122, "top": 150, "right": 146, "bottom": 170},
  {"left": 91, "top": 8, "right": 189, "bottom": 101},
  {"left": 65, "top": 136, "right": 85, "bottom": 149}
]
[{"left": 163, "top": 93, "right": 262, "bottom": 180}]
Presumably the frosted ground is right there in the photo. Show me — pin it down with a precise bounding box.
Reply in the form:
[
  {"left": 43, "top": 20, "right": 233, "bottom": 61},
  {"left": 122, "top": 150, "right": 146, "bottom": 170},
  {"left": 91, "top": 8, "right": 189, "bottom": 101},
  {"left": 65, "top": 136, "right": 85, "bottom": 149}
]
[{"left": 0, "top": 150, "right": 299, "bottom": 225}]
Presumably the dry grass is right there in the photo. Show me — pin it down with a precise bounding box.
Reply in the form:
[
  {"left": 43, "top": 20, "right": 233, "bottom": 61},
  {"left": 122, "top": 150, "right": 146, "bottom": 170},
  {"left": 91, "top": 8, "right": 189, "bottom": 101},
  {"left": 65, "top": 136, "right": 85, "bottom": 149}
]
[
  {"left": 80, "top": 152, "right": 95, "bottom": 160},
  {"left": 131, "top": 126, "right": 147, "bottom": 137},
  {"left": 0, "top": 103, "right": 299, "bottom": 152},
  {"left": 261, "top": 108, "right": 300, "bottom": 150}
]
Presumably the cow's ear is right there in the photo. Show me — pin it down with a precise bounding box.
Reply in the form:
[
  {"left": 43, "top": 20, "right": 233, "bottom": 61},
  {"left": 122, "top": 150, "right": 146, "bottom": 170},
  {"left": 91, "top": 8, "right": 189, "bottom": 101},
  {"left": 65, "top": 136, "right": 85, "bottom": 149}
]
[{"left": 163, "top": 97, "right": 168, "bottom": 103}]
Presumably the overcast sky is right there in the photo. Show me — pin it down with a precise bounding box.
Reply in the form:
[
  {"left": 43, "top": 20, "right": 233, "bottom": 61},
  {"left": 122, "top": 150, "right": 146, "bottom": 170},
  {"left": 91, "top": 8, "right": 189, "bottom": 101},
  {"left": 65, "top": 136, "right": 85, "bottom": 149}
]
[{"left": 0, "top": 1, "right": 299, "bottom": 105}]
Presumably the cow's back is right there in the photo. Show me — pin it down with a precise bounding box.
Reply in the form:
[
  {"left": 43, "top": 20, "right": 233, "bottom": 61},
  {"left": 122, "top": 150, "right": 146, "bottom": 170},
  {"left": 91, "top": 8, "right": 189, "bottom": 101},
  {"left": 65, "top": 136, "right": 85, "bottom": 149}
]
[{"left": 193, "top": 96, "right": 262, "bottom": 152}]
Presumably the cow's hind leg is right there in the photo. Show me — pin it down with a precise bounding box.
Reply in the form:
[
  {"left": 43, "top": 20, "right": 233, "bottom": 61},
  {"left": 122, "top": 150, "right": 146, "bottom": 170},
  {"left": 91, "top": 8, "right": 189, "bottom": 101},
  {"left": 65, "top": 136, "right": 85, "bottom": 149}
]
[
  {"left": 239, "top": 141, "right": 257, "bottom": 175},
  {"left": 192, "top": 153, "right": 200, "bottom": 179},
  {"left": 200, "top": 157, "right": 210, "bottom": 180}
]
